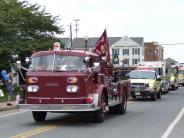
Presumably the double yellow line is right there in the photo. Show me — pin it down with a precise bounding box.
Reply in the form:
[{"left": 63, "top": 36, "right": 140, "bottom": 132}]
[
  {"left": 10, "top": 125, "right": 56, "bottom": 138},
  {"left": 10, "top": 101, "right": 133, "bottom": 138}
]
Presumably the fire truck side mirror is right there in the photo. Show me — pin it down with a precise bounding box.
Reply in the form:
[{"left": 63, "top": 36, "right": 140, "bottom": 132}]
[
  {"left": 93, "top": 62, "right": 100, "bottom": 73},
  {"left": 84, "top": 57, "right": 90, "bottom": 63},
  {"left": 25, "top": 57, "right": 30, "bottom": 64},
  {"left": 16, "top": 61, "right": 21, "bottom": 69}
]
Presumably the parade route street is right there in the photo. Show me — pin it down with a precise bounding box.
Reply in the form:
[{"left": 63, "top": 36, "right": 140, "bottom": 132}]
[{"left": 1, "top": 87, "right": 184, "bottom": 138}]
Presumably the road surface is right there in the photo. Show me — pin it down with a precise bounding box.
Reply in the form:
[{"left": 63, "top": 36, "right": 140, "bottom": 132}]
[{"left": 1, "top": 87, "right": 184, "bottom": 138}]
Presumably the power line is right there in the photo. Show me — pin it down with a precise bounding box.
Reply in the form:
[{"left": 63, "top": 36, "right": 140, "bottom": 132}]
[{"left": 160, "top": 43, "right": 184, "bottom": 45}]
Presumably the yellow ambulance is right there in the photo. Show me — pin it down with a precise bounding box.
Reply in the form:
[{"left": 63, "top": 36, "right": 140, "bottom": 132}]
[
  {"left": 128, "top": 69, "right": 162, "bottom": 101},
  {"left": 178, "top": 67, "right": 184, "bottom": 86}
]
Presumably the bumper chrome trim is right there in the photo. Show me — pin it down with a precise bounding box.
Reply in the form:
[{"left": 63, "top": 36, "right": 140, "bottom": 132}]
[{"left": 17, "top": 104, "right": 100, "bottom": 112}]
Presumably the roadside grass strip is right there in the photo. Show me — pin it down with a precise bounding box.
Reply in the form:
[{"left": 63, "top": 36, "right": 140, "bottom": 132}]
[
  {"left": 10, "top": 125, "right": 56, "bottom": 138},
  {"left": 161, "top": 107, "right": 184, "bottom": 138}
]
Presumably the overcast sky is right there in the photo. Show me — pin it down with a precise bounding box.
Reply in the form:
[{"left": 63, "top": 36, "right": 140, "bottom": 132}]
[{"left": 28, "top": 0, "right": 184, "bottom": 62}]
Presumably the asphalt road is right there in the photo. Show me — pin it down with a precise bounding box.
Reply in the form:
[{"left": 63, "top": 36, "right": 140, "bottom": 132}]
[{"left": 1, "top": 87, "right": 184, "bottom": 138}]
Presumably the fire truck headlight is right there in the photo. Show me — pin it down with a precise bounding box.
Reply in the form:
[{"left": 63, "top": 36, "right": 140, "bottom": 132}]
[
  {"left": 27, "top": 85, "right": 39, "bottom": 92},
  {"left": 66, "top": 85, "right": 79, "bottom": 93}
]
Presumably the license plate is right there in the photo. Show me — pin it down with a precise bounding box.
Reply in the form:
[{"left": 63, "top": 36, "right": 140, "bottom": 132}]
[{"left": 135, "top": 92, "right": 140, "bottom": 96}]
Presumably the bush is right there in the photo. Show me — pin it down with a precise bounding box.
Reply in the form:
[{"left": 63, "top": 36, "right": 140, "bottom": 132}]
[{"left": 0, "top": 85, "right": 22, "bottom": 103}]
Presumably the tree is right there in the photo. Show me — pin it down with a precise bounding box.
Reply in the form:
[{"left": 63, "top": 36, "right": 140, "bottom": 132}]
[{"left": 0, "top": 0, "right": 64, "bottom": 69}]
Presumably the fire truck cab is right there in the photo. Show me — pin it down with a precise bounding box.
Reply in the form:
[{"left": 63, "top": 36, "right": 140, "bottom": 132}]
[{"left": 18, "top": 48, "right": 131, "bottom": 123}]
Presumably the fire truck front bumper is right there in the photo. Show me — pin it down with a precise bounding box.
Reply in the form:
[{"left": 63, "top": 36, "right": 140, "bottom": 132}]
[{"left": 17, "top": 104, "right": 100, "bottom": 112}]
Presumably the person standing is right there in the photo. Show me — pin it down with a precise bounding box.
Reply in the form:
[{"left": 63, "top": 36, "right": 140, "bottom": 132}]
[{"left": 1, "top": 69, "right": 14, "bottom": 106}]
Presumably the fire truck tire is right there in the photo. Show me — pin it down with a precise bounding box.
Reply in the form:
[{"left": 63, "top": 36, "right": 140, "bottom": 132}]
[
  {"left": 93, "top": 109, "right": 104, "bottom": 123},
  {"left": 93, "top": 93, "right": 106, "bottom": 123},
  {"left": 114, "top": 91, "right": 127, "bottom": 114},
  {"left": 109, "top": 107, "right": 115, "bottom": 113},
  {"left": 151, "top": 93, "right": 157, "bottom": 101},
  {"left": 32, "top": 111, "right": 47, "bottom": 122}
]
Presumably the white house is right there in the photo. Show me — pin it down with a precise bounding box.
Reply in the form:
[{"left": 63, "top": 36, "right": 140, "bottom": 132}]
[
  {"left": 110, "top": 36, "right": 144, "bottom": 66},
  {"left": 63, "top": 36, "right": 144, "bottom": 66}
]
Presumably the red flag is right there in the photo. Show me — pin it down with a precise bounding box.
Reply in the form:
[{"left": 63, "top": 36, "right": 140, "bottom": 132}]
[{"left": 94, "top": 29, "right": 110, "bottom": 63}]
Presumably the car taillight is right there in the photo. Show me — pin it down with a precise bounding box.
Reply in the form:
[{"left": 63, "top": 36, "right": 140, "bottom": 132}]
[
  {"left": 86, "top": 97, "right": 93, "bottom": 104},
  {"left": 28, "top": 77, "right": 38, "bottom": 84}
]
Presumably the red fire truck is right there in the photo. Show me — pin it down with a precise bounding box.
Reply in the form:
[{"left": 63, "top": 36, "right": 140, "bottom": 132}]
[{"left": 17, "top": 44, "right": 131, "bottom": 123}]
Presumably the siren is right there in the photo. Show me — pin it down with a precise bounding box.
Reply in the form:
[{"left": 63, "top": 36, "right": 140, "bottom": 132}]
[{"left": 53, "top": 42, "right": 61, "bottom": 51}]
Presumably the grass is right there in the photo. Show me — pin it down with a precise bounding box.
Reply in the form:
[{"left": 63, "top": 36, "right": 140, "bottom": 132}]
[{"left": 0, "top": 85, "right": 22, "bottom": 103}]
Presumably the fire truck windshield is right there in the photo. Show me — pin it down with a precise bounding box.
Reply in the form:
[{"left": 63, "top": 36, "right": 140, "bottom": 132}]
[{"left": 29, "top": 54, "right": 86, "bottom": 71}]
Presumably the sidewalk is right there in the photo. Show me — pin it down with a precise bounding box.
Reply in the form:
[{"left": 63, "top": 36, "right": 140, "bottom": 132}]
[{"left": 0, "top": 101, "right": 17, "bottom": 111}]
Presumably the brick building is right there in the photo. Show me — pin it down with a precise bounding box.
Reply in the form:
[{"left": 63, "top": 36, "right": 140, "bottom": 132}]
[{"left": 144, "top": 42, "right": 164, "bottom": 61}]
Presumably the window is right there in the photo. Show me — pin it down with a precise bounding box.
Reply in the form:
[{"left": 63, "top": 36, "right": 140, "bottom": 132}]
[
  {"left": 112, "top": 54, "right": 119, "bottom": 64},
  {"left": 29, "top": 55, "right": 54, "bottom": 71},
  {"left": 29, "top": 55, "right": 87, "bottom": 71},
  {"left": 132, "top": 58, "right": 140, "bottom": 64},
  {"left": 148, "top": 50, "right": 152, "bottom": 55},
  {"left": 132, "top": 48, "right": 140, "bottom": 55},
  {"left": 123, "top": 49, "right": 129, "bottom": 55},
  {"left": 112, "top": 49, "right": 119, "bottom": 64},
  {"left": 112, "top": 48, "right": 119, "bottom": 55}
]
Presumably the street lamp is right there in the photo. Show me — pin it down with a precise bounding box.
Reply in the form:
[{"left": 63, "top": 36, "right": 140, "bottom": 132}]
[{"left": 84, "top": 36, "right": 88, "bottom": 51}]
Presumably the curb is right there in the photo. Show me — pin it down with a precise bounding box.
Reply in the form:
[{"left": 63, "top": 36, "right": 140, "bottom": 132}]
[
  {"left": 0, "top": 105, "right": 17, "bottom": 112},
  {"left": 0, "top": 101, "right": 17, "bottom": 112}
]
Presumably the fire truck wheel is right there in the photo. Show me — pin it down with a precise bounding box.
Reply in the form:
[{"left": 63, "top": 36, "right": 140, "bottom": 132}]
[
  {"left": 151, "top": 93, "right": 157, "bottom": 101},
  {"left": 114, "top": 91, "right": 127, "bottom": 114},
  {"left": 182, "top": 84, "right": 184, "bottom": 87},
  {"left": 32, "top": 111, "right": 47, "bottom": 122},
  {"left": 93, "top": 93, "right": 106, "bottom": 123}
]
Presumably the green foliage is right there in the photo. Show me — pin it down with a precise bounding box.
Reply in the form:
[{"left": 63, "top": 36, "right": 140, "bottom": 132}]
[
  {"left": 0, "top": 0, "right": 64, "bottom": 69},
  {"left": 0, "top": 85, "right": 21, "bottom": 103}
]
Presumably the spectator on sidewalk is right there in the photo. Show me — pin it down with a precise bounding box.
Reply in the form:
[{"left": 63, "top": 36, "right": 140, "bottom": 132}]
[{"left": 1, "top": 69, "right": 14, "bottom": 106}]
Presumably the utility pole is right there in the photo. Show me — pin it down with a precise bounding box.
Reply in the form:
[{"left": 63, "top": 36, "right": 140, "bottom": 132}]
[
  {"left": 73, "top": 19, "right": 79, "bottom": 38},
  {"left": 70, "top": 23, "right": 72, "bottom": 49}
]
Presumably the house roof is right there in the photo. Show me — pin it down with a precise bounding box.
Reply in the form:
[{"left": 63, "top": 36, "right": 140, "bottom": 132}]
[
  {"left": 71, "top": 37, "right": 122, "bottom": 49},
  {"left": 165, "top": 58, "right": 178, "bottom": 64},
  {"left": 112, "top": 36, "right": 143, "bottom": 47},
  {"left": 131, "top": 37, "right": 144, "bottom": 45},
  {"left": 59, "top": 37, "right": 144, "bottom": 50}
]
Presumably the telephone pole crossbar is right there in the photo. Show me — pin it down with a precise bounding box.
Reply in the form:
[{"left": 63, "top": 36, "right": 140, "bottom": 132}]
[{"left": 73, "top": 19, "right": 80, "bottom": 38}]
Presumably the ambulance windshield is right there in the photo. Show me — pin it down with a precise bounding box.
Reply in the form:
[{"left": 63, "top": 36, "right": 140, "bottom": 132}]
[{"left": 129, "top": 71, "right": 156, "bottom": 79}]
